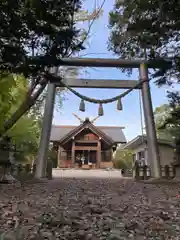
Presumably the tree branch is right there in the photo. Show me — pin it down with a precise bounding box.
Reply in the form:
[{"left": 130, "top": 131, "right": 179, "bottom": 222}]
[
  {"left": 0, "top": 83, "right": 47, "bottom": 137},
  {"left": 67, "top": 0, "right": 106, "bottom": 58}
]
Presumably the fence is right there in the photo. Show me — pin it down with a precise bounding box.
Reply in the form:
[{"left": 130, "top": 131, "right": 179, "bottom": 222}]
[
  {"left": 0, "top": 139, "right": 53, "bottom": 181},
  {"left": 123, "top": 169, "right": 133, "bottom": 177},
  {"left": 10, "top": 164, "right": 31, "bottom": 176},
  {"left": 0, "top": 161, "right": 53, "bottom": 181},
  {"left": 133, "top": 163, "right": 176, "bottom": 180},
  {"left": 7, "top": 162, "right": 52, "bottom": 180}
]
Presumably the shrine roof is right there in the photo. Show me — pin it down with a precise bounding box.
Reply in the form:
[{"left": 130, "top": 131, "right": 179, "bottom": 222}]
[{"left": 50, "top": 123, "right": 126, "bottom": 144}]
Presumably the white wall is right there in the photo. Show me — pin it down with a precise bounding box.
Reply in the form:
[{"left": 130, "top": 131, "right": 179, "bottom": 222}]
[
  {"left": 159, "top": 145, "right": 174, "bottom": 166},
  {"left": 132, "top": 144, "right": 174, "bottom": 166}
]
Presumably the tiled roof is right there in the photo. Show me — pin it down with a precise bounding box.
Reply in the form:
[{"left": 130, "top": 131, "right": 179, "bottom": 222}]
[
  {"left": 50, "top": 124, "right": 127, "bottom": 143},
  {"left": 122, "top": 135, "right": 175, "bottom": 149}
]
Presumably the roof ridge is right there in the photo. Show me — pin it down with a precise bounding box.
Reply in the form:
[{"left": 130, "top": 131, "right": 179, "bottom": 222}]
[
  {"left": 52, "top": 125, "right": 124, "bottom": 128},
  {"left": 98, "top": 126, "right": 125, "bottom": 128},
  {"left": 59, "top": 121, "right": 114, "bottom": 145},
  {"left": 53, "top": 125, "right": 77, "bottom": 128}
]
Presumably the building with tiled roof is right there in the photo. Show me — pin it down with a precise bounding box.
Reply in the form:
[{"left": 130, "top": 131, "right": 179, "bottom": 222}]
[{"left": 50, "top": 118, "right": 126, "bottom": 169}]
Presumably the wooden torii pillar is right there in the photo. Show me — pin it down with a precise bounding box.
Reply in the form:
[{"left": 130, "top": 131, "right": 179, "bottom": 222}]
[
  {"left": 35, "top": 83, "right": 56, "bottom": 178},
  {"left": 139, "top": 64, "right": 161, "bottom": 178}
]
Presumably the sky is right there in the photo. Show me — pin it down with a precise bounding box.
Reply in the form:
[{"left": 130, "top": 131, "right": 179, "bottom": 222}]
[{"left": 52, "top": 0, "right": 176, "bottom": 141}]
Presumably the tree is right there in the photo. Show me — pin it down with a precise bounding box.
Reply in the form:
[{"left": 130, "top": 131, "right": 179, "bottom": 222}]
[
  {"left": 154, "top": 104, "right": 173, "bottom": 140},
  {"left": 0, "top": 0, "right": 85, "bottom": 136},
  {"left": 0, "top": 74, "right": 41, "bottom": 163},
  {"left": 0, "top": 74, "right": 27, "bottom": 132},
  {"left": 154, "top": 98, "right": 180, "bottom": 164},
  {"left": 113, "top": 149, "right": 133, "bottom": 169},
  {"left": 0, "top": 1, "right": 104, "bottom": 136},
  {"left": 0, "top": 74, "right": 16, "bottom": 132},
  {"left": 0, "top": 0, "right": 84, "bottom": 76},
  {"left": 74, "top": 9, "right": 103, "bottom": 22},
  {"left": 154, "top": 99, "right": 180, "bottom": 142},
  {"left": 8, "top": 116, "right": 41, "bottom": 163},
  {"left": 108, "top": 0, "right": 179, "bottom": 85}
]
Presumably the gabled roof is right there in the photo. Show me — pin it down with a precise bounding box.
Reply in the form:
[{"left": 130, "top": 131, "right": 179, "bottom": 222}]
[
  {"left": 122, "top": 135, "right": 175, "bottom": 149},
  {"left": 58, "top": 119, "right": 115, "bottom": 146},
  {"left": 50, "top": 120, "right": 127, "bottom": 144}
]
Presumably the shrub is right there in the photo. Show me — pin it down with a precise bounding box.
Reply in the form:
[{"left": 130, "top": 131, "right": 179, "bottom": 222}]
[{"left": 113, "top": 149, "right": 133, "bottom": 170}]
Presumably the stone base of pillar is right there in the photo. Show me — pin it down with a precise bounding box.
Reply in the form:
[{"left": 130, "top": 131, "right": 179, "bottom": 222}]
[
  {"left": 0, "top": 164, "right": 18, "bottom": 184},
  {"left": 173, "top": 165, "right": 180, "bottom": 180},
  {"left": 0, "top": 172, "right": 18, "bottom": 184}
]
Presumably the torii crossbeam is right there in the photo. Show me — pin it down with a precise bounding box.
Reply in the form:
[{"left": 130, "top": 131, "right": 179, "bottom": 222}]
[
  {"left": 53, "top": 78, "right": 140, "bottom": 89},
  {"left": 35, "top": 58, "right": 162, "bottom": 179}
]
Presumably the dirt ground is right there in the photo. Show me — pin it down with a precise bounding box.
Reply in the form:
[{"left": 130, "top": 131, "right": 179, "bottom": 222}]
[{"left": 0, "top": 174, "right": 180, "bottom": 239}]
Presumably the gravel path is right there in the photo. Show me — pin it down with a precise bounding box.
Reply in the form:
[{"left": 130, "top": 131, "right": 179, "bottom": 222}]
[{"left": 0, "top": 178, "right": 180, "bottom": 239}]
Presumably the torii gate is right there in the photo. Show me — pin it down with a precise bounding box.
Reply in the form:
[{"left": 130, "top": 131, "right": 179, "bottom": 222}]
[{"left": 35, "top": 58, "right": 162, "bottom": 179}]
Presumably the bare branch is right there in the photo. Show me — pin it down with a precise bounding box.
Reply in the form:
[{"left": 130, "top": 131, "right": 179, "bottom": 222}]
[{"left": 67, "top": 0, "right": 106, "bottom": 57}]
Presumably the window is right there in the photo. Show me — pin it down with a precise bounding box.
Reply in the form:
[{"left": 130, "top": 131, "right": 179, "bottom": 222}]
[
  {"left": 138, "top": 151, "right": 145, "bottom": 160},
  {"left": 76, "top": 133, "right": 98, "bottom": 141},
  {"left": 75, "top": 142, "right": 97, "bottom": 147},
  {"left": 101, "top": 151, "right": 111, "bottom": 162},
  {"left": 67, "top": 151, "right": 71, "bottom": 160},
  {"left": 137, "top": 151, "right": 145, "bottom": 165}
]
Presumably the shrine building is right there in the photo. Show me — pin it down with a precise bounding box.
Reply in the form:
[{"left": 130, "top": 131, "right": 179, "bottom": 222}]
[{"left": 50, "top": 118, "right": 126, "bottom": 169}]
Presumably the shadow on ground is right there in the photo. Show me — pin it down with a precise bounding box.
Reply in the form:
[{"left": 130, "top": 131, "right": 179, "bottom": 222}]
[{"left": 0, "top": 175, "right": 180, "bottom": 239}]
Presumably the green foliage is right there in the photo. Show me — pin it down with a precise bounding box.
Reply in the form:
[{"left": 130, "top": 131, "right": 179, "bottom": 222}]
[
  {"left": 0, "top": 74, "right": 27, "bottom": 130},
  {"left": 0, "top": 74, "right": 16, "bottom": 131},
  {"left": 154, "top": 100, "right": 180, "bottom": 142},
  {"left": 0, "top": 0, "right": 96, "bottom": 135},
  {"left": 108, "top": 0, "right": 180, "bottom": 85},
  {"left": 0, "top": 74, "right": 41, "bottom": 163},
  {"left": 0, "top": 0, "right": 84, "bottom": 77},
  {"left": 48, "top": 146, "right": 58, "bottom": 168},
  {"left": 113, "top": 149, "right": 133, "bottom": 170},
  {"left": 8, "top": 117, "right": 41, "bottom": 163},
  {"left": 0, "top": 1, "right": 103, "bottom": 161},
  {"left": 154, "top": 104, "right": 173, "bottom": 140}
]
